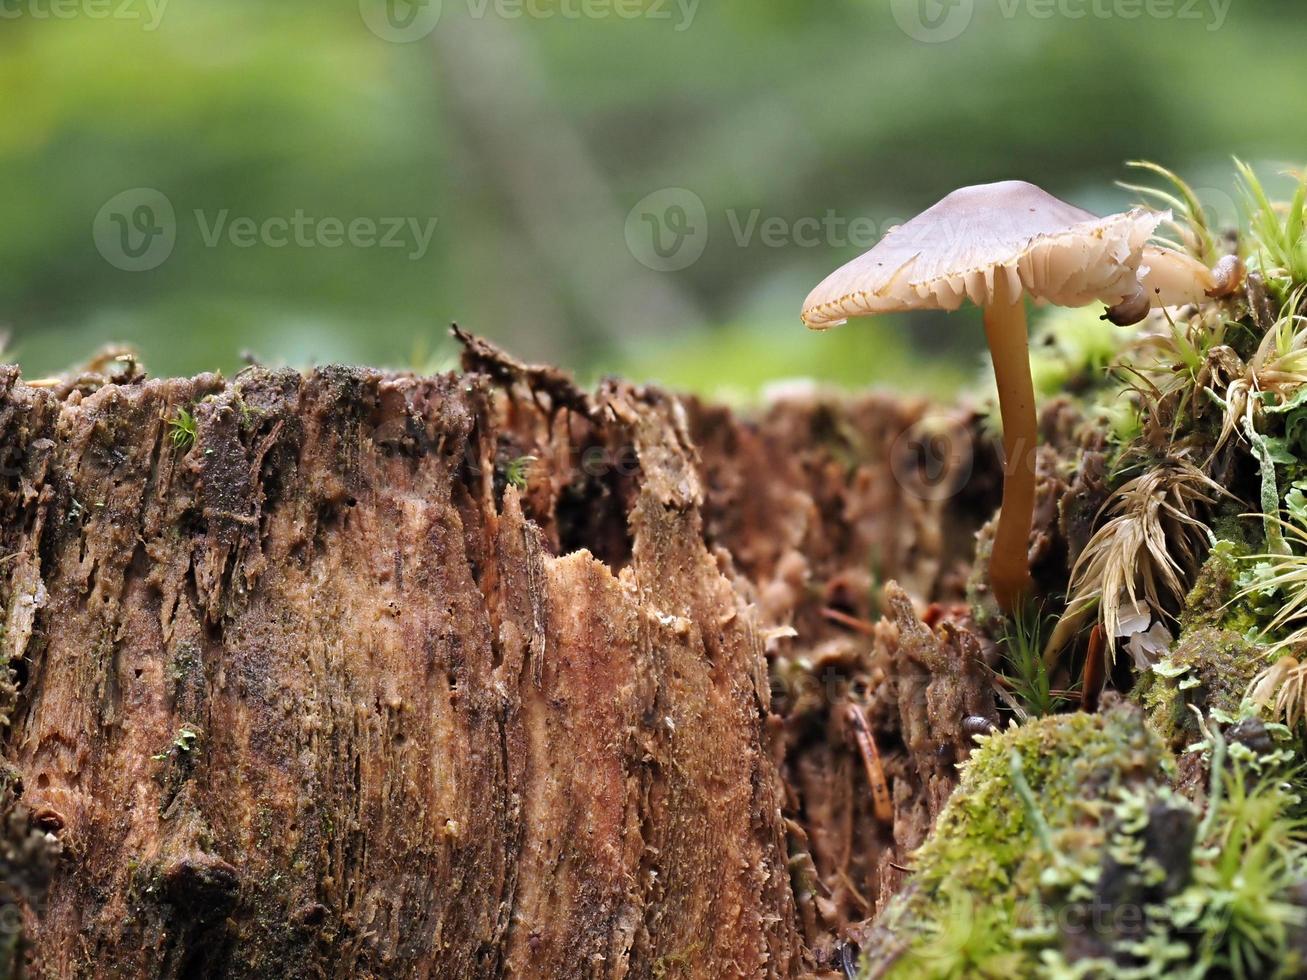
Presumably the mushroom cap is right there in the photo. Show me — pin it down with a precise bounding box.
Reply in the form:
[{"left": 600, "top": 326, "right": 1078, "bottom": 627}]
[{"left": 801, "top": 180, "right": 1213, "bottom": 329}]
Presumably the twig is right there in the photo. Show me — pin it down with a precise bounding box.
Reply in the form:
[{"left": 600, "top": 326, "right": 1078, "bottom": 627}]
[
  {"left": 821, "top": 607, "right": 876, "bottom": 635},
  {"left": 844, "top": 703, "right": 893, "bottom": 824}
]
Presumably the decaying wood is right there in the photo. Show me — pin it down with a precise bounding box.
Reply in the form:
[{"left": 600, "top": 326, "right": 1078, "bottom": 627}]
[
  {"left": 0, "top": 336, "right": 1006, "bottom": 978},
  {"left": 685, "top": 392, "right": 1003, "bottom": 963}
]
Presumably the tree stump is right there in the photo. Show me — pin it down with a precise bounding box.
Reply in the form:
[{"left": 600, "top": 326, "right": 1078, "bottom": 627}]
[{"left": 0, "top": 334, "right": 1000, "bottom": 978}]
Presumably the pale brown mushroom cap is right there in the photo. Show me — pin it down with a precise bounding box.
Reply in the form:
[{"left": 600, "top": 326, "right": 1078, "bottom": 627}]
[{"left": 801, "top": 180, "right": 1212, "bottom": 328}]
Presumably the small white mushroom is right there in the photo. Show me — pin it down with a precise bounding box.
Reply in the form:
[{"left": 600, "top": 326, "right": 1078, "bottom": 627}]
[{"left": 802, "top": 180, "right": 1214, "bottom": 612}]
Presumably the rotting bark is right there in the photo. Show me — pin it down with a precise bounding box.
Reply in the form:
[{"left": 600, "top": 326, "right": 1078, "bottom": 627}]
[
  {"left": 0, "top": 334, "right": 1006, "bottom": 979},
  {"left": 686, "top": 395, "right": 1005, "bottom": 969}
]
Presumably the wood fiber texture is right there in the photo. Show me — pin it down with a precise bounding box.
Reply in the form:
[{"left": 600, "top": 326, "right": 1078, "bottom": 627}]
[{"left": 0, "top": 337, "right": 1002, "bottom": 978}]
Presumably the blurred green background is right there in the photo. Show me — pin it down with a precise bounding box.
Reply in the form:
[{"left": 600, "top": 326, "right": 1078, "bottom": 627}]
[{"left": 3, "top": 0, "right": 1305, "bottom": 399}]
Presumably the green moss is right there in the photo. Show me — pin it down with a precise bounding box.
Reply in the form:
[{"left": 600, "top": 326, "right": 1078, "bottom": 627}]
[
  {"left": 1181, "top": 539, "right": 1253, "bottom": 634},
  {"left": 166, "top": 407, "right": 197, "bottom": 453},
  {"left": 503, "top": 454, "right": 537, "bottom": 491},
  {"left": 1135, "top": 628, "right": 1265, "bottom": 750},
  {"left": 234, "top": 392, "right": 265, "bottom": 434},
  {"left": 1128, "top": 540, "right": 1277, "bottom": 748},
  {"left": 868, "top": 707, "right": 1307, "bottom": 979},
  {"left": 917, "top": 706, "right": 1169, "bottom": 896},
  {"left": 870, "top": 705, "right": 1173, "bottom": 978}
]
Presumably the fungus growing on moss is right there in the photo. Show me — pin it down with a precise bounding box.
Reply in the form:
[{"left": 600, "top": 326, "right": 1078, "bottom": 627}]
[{"left": 802, "top": 180, "right": 1213, "bottom": 612}]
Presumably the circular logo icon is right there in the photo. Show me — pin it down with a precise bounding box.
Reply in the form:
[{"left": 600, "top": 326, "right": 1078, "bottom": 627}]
[
  {"left": 359, "top": 0, "right": 442, "bottom": 43},
  {"left": 580, "top": 445, "right": 611, "bottom": 478},
  {"left": 890, "top": 0, "right": 974, "bottom": 43},
  {"left": 1194, "top": 185, "right": 1241, "bottom": 238},
  {"left": 93, "top": 188, "right": 176, "bottom": 272},
  {"left": 890, "top": 414, "right": 974, "bottom": 501},
  {"left": 625, "top": 188, "right": 708, "bottom": 272}
]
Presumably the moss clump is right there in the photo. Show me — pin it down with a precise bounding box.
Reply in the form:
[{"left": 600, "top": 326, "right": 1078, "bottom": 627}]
[
  {"left": 863, "top": 707, "right": 1307, "bottom": 979},
  {"left": 1128, "top": 537, "right": 1275, "bottom": 749},
  {"left": 866, "top": 704, "right": 1173, "bottom": 977},
  {"left": 1135, "top": 627, "right": 1266, "bottom": 750},
  {"left": 1181, "top": 539, "right": 1254, "bottom": 634},
  {"left": 166, "top": 407, "right": 197, "bottom": 453}
]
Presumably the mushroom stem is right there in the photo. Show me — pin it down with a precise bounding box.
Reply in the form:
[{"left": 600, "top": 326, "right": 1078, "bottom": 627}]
[{"left": 983, "top": 291, "right": 1036, "bottom": 613}]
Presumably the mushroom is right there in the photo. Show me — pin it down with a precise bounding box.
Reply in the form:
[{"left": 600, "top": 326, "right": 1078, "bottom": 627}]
[{"left": 801, "top": 180, "right": 1213, "bottom": 613}]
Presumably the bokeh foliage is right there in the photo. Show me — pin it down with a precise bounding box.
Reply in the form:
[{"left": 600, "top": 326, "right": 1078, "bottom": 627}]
[{"left": 2, "top": 0, "right": 1305, "bottom": 396}]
